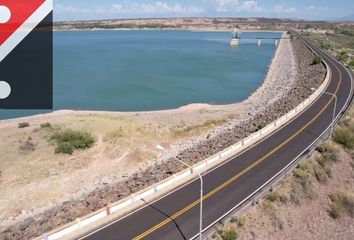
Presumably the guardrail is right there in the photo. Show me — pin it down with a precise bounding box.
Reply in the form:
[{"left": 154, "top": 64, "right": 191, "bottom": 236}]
[
  {"left": 37, "top": 36, "right": 331, "bottom": 240},
  {"left": 202, "top": 36, "right": 354, "bottom": 239}
]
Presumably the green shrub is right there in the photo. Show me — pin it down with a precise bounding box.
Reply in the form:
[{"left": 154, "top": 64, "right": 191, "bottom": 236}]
[
  {"left": 294, "top": 161, "right": 311, "bottom": 178},
  {"left": 340, "top": 51, "right": 347, "bottom": 55},
  {"left": 267, "top": 191, "right": 280, "bottom": 202},
  {"left": 257, "top": 122, "right": 267, "bottom": 130},
  {"left": 293, "top": 168, "right": 307, "bottom": 178},
  {"left": 318, "top": 40, "right": 332, "bottom": 50},
  {"left": 55, "top": 142, "right": 74, "bottom": 155},
  {"left": 316, "top": 141, "right": 332, "bottom": 154},
  {"left": 40, "top": 122, "right": 52, "bottom": 128},
  {"left": 333, "top": 127, "right": 354, "bottom": 149},
  {"left": 349, "top": 60, "right": 354, "bottom": 68},
  {"left": 51, "top": 130, "right": 94, "bottom": 154},
  {"left": 312, "top": 55, "right": 322, "bottom": 65},
  {"left": 328, "top": 189, "right": 354, "bottom": 219},
  {"left": 340, "top": 30, "right": 354, "bottom": 36},
  {"left": 18, "top": 122, "right": 29, "bottom": 128},
  {"left": 316, "top": 142, "right": 338, "bottom": 165},
  {"left": 220, "top": 227, "right": 238, "bottom": 240},
  {"left": 337, "top": 51, "right": 349, "bottom": 62}
]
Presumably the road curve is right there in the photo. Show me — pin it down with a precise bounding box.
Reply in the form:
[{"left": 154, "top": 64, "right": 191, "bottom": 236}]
[{"left": 80, "top": 34, "right": 353, "bottom": 240}]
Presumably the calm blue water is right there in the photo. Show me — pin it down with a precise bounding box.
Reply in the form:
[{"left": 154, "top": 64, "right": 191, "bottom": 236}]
[{"left": 0, "top": 31, "right": 281, "bottom": 120}]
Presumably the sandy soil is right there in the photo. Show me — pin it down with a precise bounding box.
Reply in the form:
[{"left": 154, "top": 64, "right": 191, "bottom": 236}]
[{"left": 0, "top": 94, "right": 249, "bottom": 224}]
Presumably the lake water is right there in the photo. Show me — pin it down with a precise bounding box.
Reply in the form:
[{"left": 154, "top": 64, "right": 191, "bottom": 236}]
[{"left": 0, "top": 30, "right": 281, "bottom": 120}]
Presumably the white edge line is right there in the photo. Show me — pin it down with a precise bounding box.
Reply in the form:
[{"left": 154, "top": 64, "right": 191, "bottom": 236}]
[
  {"left": 78, "top": 85, "right": 326, "bottom": 239},
  {"left": 189, "top": 36, "right": 354, "bottom": 240},
  {"left": 0, "top": 0, "right": 53, "bottom": 63},
  {"left": 78, "top": 36, "right": 335, "bottom": 240}
]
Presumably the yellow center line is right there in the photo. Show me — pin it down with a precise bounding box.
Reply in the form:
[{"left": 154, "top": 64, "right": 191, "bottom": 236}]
[{"left": 133, "top": 55, "right": 343, "bottom": 240}]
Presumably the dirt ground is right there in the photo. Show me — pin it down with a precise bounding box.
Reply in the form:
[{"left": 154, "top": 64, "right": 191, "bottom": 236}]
[
  {"left": 0, "top": 108, "right": 238, "bottom": 224},
  {"left": 211, "top": 145, "right": 354, "bottom": 240}
]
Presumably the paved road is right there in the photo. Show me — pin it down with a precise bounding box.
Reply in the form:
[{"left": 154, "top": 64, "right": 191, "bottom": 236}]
[{"left": 81, "top": 35, "right": 353, "bottom": 240}]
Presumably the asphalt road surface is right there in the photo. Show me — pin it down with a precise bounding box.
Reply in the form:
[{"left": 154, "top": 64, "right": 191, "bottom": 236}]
[{"left": 80, "top": 35, "right": 354, "bottom": 240}]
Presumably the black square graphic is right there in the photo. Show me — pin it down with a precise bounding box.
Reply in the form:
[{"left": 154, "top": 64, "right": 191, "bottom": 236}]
[{"left": 0, "top": 12, "right": 53, "bottom": 109}]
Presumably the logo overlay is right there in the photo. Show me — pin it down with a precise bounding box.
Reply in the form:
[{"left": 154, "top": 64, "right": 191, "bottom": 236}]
[{"left": 0, "top": 0, "right": 53, "bottom": 109}]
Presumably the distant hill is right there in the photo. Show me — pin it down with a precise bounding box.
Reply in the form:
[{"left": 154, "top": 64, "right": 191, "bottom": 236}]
[
  {"left": 331, "top": 14, "right": 354, "bottom": 21},
  {"left": 54, "top": 17, "right": 330, "bottom": 31}
]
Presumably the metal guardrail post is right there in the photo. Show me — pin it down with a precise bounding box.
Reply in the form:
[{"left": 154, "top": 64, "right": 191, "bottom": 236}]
[
  {"left": 174, "top": 158, "right": 203, "bottom": 240},
  {"left": 76, "top": 218, "right": 81, "bottom": 228},
  {"left": 42, "top": 233, "right": 48, "bottom": 240}
]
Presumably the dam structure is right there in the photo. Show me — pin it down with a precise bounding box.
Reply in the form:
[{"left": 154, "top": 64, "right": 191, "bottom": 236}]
[
  {"left": 230, "top": 30, "right": 240, "bottom": 46},
  {"left": 231, "top": 31, "right": 289, "bottom": 46}
]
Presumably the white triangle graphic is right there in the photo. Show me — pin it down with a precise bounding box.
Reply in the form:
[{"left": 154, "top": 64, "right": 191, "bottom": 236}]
[{"left": 0, "top": 0, "right": 53, "bottom": 63}]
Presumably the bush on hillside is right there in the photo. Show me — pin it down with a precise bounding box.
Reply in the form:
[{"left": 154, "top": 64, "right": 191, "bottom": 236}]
[
  {"left": 312, "top": 55, "right": 322, "bottom": 65},
  {"left": 290, "top": 168, "right": 317, "bottom": 204},
  {"left": 267, "top": 191, "right": 280, "bottom": 202},
  {"left": 328, "top": 189, "right": 354, "bottom": 219},
  {"left": 333, "top": 127, "right": 354, "bottom": 149},
  {"left": 349, "top": 60, "right": 354, "bottom": 68},
  {"left": 340, "top": 30, "right": 354, "bottom": 36},
  {"left": 257, "top": 122, "right": 267, "bottom": 130},
  {"left": 318, "top": 40, "right": 332, "bottom": 50},
  {"left": 220, "top": 226, "right": 238, "bottom": 240},
  {"left": 55, "top": 142, "right": 74, "bottom": 154},
  {"left": 18, "top": 122, "right": 29, "bottom": 128},
  {"left": 337, "top": 51, "right": 349, "bottom": 62},
  {"left": 316, "top": 142, "right": 338, "bottom": 165},
  {"left": 51, "top": 130, "right": 94, "bottom": 154},
  {"left": 40, "top": 122, "right": 52, "bottom": 128}
]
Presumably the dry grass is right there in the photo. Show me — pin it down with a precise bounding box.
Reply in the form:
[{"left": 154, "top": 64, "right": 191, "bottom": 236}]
[
  {"left": 218, "top": 224, "right": 239, "bottom": 240},
  {"left": 255, "top": 142, "right": 338, "bottom": 207},
  {"left": 328, "top": 188, "right": 354, "bottom": 219},
  {"left": 210, "top": 141, "right": 350, "bottom": 239},
  {"left": 290, "top": 142, "right": 339, "bottom": 204},
  {"left": 0, "top": 114, "right": 171, "bottom": 221},
  {"left": 18, "top": 122, "right": 29, "bottom": 128},
  {"left": 290, "top": 173, "right": 317, "bottom": 204},
  {"left": 171, "top": 115, "right": 234, "bottom": 137},
  {"left": 230, "top": 214, "right": 248, "bottom": 228},
  {"left": 266, "top": 191, "right": 280, "bottom": 202},
  {"left": 333, "top": 115, "right": 354, "bottom": 149},
  {"left": 0, "top": 103, "right": 240, "bottom": 224}
]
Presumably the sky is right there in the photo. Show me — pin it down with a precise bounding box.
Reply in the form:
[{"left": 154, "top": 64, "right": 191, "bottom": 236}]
[{"left": 54, "top": 0, "right": 354, "bottom": 21}]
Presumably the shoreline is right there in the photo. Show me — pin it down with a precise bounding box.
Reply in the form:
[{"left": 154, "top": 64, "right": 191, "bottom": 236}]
[
  {"left": 53, "top": 28, "right": 284, "bottom": 33},
  {"left": 0, "top": 31, "right": 282, "bottom": 125}
]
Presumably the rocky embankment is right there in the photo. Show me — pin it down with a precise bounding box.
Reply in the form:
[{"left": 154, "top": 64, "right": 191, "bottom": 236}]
[{"left": 2, "top": 34, "right": 326, "bottom": 239}]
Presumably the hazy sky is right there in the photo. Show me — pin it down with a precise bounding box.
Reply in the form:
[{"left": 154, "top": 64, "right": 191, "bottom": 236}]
[{"left": 54, "top": 0, "right": 354, "bottom": 21}]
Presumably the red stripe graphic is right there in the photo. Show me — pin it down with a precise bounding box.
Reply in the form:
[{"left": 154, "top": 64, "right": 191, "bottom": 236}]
[{"left": 0, "top": 0, "right": 45, "bottom": 45}]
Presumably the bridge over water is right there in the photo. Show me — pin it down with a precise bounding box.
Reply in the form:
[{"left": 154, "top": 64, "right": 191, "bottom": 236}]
[{"left": 232, "top": 35, "right": 293, "bottom": 46}]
